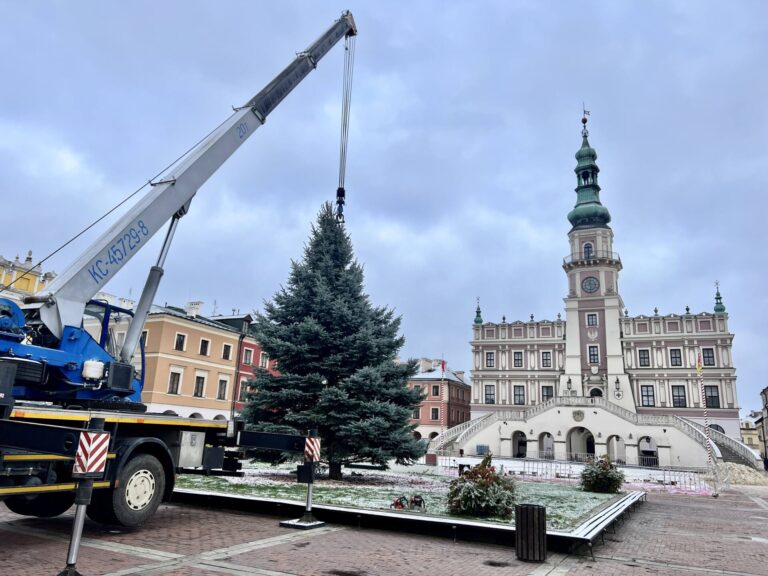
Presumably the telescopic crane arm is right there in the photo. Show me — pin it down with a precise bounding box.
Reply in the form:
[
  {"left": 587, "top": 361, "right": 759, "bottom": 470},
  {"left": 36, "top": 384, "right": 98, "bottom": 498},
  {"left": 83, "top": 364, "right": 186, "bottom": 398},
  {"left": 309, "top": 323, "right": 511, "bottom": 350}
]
[{"left": 32, "top": 12, "right": 357, "bottom": 348}]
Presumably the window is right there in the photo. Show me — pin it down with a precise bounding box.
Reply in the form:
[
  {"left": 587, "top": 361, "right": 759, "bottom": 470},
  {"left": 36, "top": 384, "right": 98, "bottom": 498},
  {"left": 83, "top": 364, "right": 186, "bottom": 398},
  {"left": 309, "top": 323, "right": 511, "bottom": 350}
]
[
  {"left": 669, "top": 349, "right": 682, "bottom": 367},
  {"left": 413, "top": 385, "right": 422, "bottom": 398},
  {"left": 542, "top": 385, "right": 554, "bottom": 402},
  {"left": 588, "top": 346, "right": 599, "bottom": 364},
  {"left": 259, "top": 352, "right": 268, "bottom": 369},
  {"left": 141, "top": 330, "right": 148, "bottom": 347},
  {"left": 709, "top": 424, "right": 725, "bottom": 433},
  {"left": 485, "top": 352, "right": 495, "bottom": 368},
  {"left": 702, "top": 348, "right": 715, "bottom": 367},
  {"left": 174, "top": 333, "right": 186, "bottom": 351},
  {"left": 513, "top": 351, "right": 523, "bottom": 368},
  {"left": 115, "top": 331, "right": 126, "bottom": 347},
  {"left": 587, "top": 313, "right": 597, "bottom": 326},
  {"left": 412, "top": 408, "right": 420, "bottom": 420},
  {"left": 167, "top": 371, "right": 181, "bottom": 395},
  {"left": 238, "top": 378, "right": 249, "bottom": 402},
  {"left": 199, "top": 339, "right": 210, "bottom": 356},
  {"left": 193, "top": 375, "right": 206, "bottom": 398},
  {"left": 583, "top": 243, "right": 593, "bottom": 259},
  {"left": 638, "top": 349, "right": 650, "bottom": 367},
  {"left": 671, "top": 385, "right": 686, "bottom": 408},
  {"left": 222, "top": 343, "right": 232, "bottom": 360},
  {"left": 514, "top": 385, "right": 525, "bottom": 405},
  {"left": 484, "top": 385, "right": 496, "bottom": 404},
  {"left": 704, "top": 386, "right": 720, "bottom": 408},
  {"left": 541, "top": 351, "right": 552, "bottom": 368},
  {"left": 217, "top": 378, "right": 227, "bottom": 400},
  {"left": 432, "top": 385, "right": 440, "bottom": 396},
  {"left": 243, "top": 349, "right": 253, "bottom": 365},
  {"left": 641, "top": 385, "right": 655, "bottom": 407},
  {"left": 431, "top": 408, "right": 439, "bottom": 420}
]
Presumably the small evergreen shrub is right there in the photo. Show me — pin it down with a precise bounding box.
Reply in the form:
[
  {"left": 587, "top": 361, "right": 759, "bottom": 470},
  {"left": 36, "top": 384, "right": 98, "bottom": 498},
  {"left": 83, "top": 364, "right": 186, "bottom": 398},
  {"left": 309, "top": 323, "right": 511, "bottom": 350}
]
[
  {"left": 447, "top": 453, "right": 516, "bottom": 519},
  {"left": 580, "top": 455, "right": 625, "bottom": 493}
]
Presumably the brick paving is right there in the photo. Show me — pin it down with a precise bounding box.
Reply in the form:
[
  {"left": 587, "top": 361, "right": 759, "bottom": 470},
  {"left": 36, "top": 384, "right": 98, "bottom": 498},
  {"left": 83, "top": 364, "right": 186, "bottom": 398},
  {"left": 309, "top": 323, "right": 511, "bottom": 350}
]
[{"left": 1, "top": 485, "right": 767, "bottom": 576}]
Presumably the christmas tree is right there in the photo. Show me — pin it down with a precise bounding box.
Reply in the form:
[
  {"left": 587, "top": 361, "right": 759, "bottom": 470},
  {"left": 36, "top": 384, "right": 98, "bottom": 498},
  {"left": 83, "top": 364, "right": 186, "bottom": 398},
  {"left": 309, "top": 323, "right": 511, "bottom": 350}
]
[{"left": 244, "top": 203, "right": 425, "bottom": 479}]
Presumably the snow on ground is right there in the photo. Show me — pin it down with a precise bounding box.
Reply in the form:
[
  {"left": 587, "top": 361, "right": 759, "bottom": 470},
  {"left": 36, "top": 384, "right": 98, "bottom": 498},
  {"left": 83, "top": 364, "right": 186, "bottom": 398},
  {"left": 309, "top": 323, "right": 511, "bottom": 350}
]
[{"left": 178, "top": 461, "right": 616, "bottom": 530}]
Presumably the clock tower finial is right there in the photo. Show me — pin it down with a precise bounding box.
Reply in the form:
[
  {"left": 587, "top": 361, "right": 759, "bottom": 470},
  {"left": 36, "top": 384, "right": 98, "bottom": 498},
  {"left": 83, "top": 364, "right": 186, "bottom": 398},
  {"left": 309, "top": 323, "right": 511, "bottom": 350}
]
[{"left": 567, "top": 113, "right": 611, "bottom": 230}]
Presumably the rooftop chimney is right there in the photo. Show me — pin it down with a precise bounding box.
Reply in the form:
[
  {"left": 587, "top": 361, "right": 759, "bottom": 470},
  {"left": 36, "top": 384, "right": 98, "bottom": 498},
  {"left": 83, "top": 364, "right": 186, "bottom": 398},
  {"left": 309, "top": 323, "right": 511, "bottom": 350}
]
[{"left": 185, "top": 301, "right": 203, "bottom": 317}]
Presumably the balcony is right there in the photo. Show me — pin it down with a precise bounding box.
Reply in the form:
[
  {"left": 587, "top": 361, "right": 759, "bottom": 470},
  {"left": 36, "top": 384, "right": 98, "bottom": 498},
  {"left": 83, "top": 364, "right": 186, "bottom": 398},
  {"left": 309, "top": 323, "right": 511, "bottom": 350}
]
[{"left": 563, "top": 250, "right": 622, "bottom": 268}]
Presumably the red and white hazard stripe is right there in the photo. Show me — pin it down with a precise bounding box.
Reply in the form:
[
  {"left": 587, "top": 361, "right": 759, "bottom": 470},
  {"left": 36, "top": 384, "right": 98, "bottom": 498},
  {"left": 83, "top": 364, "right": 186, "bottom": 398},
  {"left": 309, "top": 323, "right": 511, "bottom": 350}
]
[
  {"left": 304, "top": 437, "right": 321, "bottom": 461},
  {"left": 73, "top": 431, "right": 110, "bottom": 476}
]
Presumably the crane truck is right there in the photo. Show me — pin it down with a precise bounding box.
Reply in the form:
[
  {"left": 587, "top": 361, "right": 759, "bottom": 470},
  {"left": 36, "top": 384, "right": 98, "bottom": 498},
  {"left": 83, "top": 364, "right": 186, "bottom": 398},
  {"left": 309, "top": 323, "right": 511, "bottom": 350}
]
[{"left": 0, "top": 11, "right": 356, "bottom": 528}]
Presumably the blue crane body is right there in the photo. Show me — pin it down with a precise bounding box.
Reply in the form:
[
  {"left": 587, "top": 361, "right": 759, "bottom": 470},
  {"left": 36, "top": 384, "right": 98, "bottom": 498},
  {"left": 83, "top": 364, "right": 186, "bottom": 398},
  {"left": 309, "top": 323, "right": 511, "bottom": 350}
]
[
  {"left": 0, "top": 11, "right": 356, "bottom": 409},
  {"left": 0, "top": 12, "right": 354, "bottom": 531}
]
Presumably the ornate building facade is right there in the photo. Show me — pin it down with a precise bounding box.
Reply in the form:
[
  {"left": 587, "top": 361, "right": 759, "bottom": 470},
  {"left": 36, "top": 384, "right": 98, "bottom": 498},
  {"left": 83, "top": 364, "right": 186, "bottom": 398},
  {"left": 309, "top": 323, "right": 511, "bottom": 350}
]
[{"left": 442, "top": 118, "right": 754, "bottom": 469}]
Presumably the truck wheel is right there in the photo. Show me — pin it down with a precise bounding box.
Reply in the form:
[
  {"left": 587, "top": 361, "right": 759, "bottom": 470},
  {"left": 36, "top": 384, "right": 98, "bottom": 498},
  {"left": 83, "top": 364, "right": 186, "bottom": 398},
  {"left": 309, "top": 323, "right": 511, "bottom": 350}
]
[
  {"left": 87, "top": 453, "right": 165, "bottom": 527},
  {"left": 4, "top": 492, "right": 75, "bottom": 517}
]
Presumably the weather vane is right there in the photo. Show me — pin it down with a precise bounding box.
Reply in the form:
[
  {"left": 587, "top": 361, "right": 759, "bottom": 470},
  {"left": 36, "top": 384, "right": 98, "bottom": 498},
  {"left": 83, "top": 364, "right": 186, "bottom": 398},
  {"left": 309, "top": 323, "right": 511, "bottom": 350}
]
[
  {"left": 582, "top": 103, "right": 590, "bottom": 136},
  {"left": 715, "top": 280, "right": 720, "bottom": 291}
]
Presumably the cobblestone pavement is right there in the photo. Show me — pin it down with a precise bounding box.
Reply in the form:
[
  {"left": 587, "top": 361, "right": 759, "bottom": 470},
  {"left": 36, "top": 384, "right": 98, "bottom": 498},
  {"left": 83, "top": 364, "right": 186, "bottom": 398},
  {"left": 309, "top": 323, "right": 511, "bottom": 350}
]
[{"left": 1, "top": 485, "right": 767, "bottom": 576}]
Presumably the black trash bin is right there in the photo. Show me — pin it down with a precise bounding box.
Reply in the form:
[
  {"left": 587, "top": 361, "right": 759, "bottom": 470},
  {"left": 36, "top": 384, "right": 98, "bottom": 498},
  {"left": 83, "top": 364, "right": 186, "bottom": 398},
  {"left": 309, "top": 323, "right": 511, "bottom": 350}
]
[{"left": 515, "top": 504, "right": 546, "bottom": 562}]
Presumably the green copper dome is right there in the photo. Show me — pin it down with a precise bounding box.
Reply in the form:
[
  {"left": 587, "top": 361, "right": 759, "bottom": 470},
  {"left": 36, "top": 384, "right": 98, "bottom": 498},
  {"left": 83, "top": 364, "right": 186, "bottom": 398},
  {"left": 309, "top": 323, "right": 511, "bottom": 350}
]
[
  {"left": 714, "top": 288, "right": 726, "bottom": 314},
  {"left": 567, "top": 117, "right": 611, "bottom": 229},
  {"left": 474, "top": 301, "right": 483, "bottom": 324}
]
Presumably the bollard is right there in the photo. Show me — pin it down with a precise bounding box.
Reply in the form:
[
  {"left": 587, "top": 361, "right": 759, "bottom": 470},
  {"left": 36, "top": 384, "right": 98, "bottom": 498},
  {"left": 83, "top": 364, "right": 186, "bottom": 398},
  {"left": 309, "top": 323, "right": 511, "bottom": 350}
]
[
  {"left": 280, "top": 433, "right": 324, "bottom": 529},
  {"left": 57, "top": 417, "right": 108, "bottom": 576},
  {"left": 515, "top": 504, "right": 547, "bottom": 562}
]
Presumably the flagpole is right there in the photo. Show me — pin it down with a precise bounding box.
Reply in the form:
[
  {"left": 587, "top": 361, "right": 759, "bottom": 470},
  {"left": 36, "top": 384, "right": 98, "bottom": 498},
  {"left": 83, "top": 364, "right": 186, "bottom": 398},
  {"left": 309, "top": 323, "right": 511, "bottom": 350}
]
[
  {"left": 697, "top": 350, "right": 719, "bottom": 496},
  {"left": 439, "top": 357, "right": 446, "bottom": 460},
  {"left": 697, "top": 351, "right": 712, "bottom": 466}
]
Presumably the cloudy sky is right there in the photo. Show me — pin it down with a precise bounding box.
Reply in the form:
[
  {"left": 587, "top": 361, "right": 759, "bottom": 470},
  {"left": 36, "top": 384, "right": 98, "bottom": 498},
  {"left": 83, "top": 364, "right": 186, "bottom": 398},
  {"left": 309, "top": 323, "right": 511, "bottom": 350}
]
[{"left": 1, "top": 1, "right": 766, "bottom": 414}]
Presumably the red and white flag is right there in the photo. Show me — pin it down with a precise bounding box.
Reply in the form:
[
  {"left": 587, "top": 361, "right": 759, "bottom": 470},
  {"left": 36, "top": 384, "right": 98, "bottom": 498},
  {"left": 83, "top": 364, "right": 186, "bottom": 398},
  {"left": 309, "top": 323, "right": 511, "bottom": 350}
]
[{"left": 73, "top": 431, "right": 110, "bottom": 477}]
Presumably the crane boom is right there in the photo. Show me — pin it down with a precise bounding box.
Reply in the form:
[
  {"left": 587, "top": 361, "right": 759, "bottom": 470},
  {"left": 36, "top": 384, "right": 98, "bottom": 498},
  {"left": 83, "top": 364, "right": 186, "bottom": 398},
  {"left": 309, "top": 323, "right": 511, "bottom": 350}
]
[{"left": 35, "top": 11, "right": 356, "bottom": 339}]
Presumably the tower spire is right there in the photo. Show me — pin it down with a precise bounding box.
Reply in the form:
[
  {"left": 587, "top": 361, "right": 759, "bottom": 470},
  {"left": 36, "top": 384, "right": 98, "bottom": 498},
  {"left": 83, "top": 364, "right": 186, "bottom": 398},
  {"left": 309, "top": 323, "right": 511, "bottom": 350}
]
[
  {"left": 567, "top": 112, "right": 611, "bottom": 230},
  {"left": 474, "top": 297, "right": 483, "bottom": 325},
  {"left": 714, "top": 281, "right": 726, "bottom": 314}
]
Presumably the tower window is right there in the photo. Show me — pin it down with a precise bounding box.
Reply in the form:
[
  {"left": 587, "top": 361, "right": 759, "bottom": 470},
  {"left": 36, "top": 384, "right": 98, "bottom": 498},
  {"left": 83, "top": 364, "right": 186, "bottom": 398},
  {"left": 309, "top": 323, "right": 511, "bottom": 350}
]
[
  {"left": 587, "top": 313, "right": 597, "bottom": 326},
  {"left": 588, "top": 345, "right": 599, "bottom": 364},
  {"left": 583, "top": 243, "right": 593, "bottom": 259}
]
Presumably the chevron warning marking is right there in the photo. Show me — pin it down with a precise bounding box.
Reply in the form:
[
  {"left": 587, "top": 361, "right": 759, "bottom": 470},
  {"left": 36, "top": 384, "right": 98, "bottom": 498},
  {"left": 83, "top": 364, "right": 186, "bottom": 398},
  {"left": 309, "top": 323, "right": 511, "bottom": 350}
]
[
  {"left": 304, "top": 437, "right": 321, "bottom": 461},
  {"left": 73, "top": 431, "right": 110, "bottom": 477}
]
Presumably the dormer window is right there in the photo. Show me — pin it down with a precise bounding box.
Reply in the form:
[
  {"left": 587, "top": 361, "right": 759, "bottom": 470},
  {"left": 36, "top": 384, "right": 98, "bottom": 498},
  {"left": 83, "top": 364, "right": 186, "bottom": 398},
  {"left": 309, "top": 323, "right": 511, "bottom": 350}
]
[{"left": 583, "top": 243, "right": 593, "bottom": 259}]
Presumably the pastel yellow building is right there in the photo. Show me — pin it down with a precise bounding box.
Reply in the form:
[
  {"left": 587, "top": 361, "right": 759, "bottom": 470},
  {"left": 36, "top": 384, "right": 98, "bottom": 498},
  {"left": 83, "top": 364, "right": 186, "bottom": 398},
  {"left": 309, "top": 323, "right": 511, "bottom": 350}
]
[{"left": 0, "top": 251, "right": 55, "bottom": 300}]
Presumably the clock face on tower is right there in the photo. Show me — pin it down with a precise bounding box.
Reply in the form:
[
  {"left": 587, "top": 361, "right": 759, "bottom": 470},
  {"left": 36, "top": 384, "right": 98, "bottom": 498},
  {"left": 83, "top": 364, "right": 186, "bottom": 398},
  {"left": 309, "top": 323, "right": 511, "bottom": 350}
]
[{"left": 582, "top": 276, "right": 600, "bottom": 293}]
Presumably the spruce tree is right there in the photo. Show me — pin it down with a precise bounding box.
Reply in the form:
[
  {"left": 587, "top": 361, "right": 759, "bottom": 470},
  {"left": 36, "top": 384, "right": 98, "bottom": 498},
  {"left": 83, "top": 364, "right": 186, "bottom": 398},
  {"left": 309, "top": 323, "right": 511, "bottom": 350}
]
[{"left": 244, "top": 203, "right": 425, "bottom": 479}]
